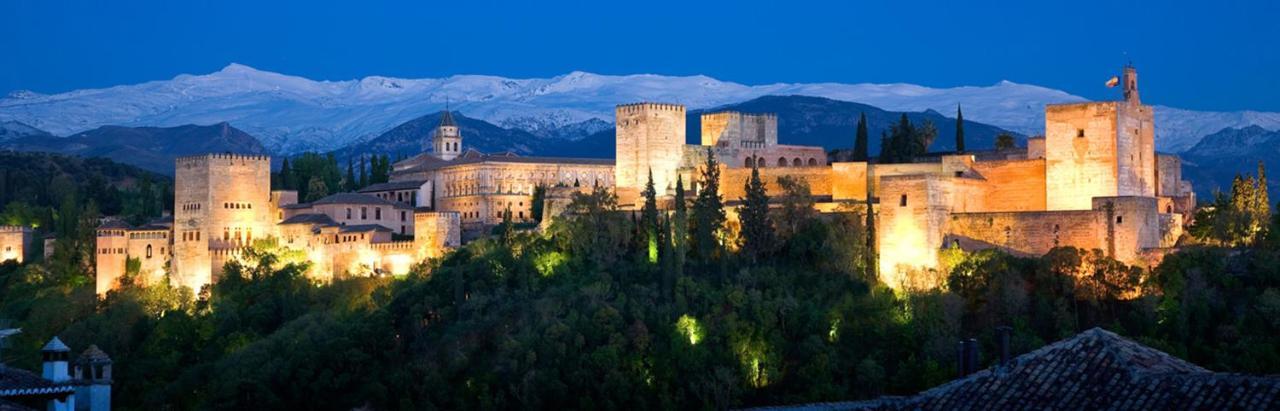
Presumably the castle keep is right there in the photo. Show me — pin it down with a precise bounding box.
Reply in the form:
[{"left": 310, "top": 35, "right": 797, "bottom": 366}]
[{"left": 92, "top": 65, "right": 1192, "bottom": 295}]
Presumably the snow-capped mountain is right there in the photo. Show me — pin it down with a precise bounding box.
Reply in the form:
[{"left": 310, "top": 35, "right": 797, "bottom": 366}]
[{"left": 1, "top": 63, "right": 1276, "bottom": 154}]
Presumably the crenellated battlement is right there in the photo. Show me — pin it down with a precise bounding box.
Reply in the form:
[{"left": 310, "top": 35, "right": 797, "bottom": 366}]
[
  {"left": 702, "top": 111, "right": 777, "bottom": 120},
  {"left": 371, "top": 241, "right": 415, "bottom": 251},
  {"left": 175, "top": 153, "right": 272, "bottom": 167},
  {"left": 616, "top": 102, "right": 686, "bottom": 114},
  {"left": 0, "top": 226, "right": 32, "bottom": 233}
]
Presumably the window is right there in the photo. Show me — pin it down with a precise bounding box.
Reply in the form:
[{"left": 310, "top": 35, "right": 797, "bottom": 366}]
[
  {"left": 1077, "top": 129, "right": 1085, "bottom": 138},
  {"left": 745, "top": 157, "right": 755, "bottom": 168},
  {"left": 375, "top": 208, "right": 382, "bottom": 220},
  {"left": 1116, "top": 216, "right": 1123, "bottom": 224},
  {"left": 808, "top": 158, "right": 818, "bottom": 166},
  {"left": 146, "top": 244, "right": 153, "bottom": 258},
  {"left": 401, "top": 226, "right": 406, "bottom": 235},
  {"left": 1166, "top": 205, "right": 1173, "bottom": 213},
  {"left": 401, "top": 211, "right": 406, "bottom": 221},
  {"left": 900, "top": 194, "right": 908, "bottom": 207},
  {"left": 777, "top": 157, "right": 787, "bottom": 167},
  {"left": 793, "top": 158, "right": 802, "bottom": 167},
  {"left": 346, "top": 208, "right": 352, "bottom": 219}
]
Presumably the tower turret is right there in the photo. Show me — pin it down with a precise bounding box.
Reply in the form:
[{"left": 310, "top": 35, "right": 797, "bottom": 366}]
[
  {"left": 74, "top": 345, "right": 112, "bottom": 411},
  {"left": 41, "top": 337, "right": 70, "bottom": 383},
  {"left": 432, "top": 110, "right": 462, "bottom": 161},
  {"left": 1122, "top": 64, "right": 1139, "bottom": 104}
]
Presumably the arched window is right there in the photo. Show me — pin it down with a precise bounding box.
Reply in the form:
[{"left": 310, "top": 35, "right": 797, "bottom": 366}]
[
  {"left": 757, "top": 157, "right": 766, "bottom": 168},
  {"left": 745, "top": 157, "right": 755, "bottom": 168},
  {"left": 777, "top": 157, "right": 787, "bottom": 167},
  {"left": 899, "top": 194, "right": 908, "bottom": 207},
  {"left": 793, "top": 158, "right": 802, "bottom": 167},
  {"left": 808, "top": 158, "right": 818, "bottom": 166},
  {"left": 146, "top": 244, "right": 153, "bottom": 258}
]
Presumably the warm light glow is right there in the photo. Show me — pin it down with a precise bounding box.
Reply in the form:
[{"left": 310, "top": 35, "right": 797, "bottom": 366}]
[
  {"left": 676, "top": 314, "right": 703, "bottom": 345},
  {"left": 878, "top": 207, "right": 936, "bottom": 291},
  {"left": 534, "top": 251, "right": 566, "bottom": 278},
  {"left": 828, "top": 318, "right": 841, "bottom": 343},
  {"left": 384, "top": 254, "right": 413, "bottom": 276}
]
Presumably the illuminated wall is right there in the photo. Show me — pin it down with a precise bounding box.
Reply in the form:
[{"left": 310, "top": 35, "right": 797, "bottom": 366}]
[
  {"left": 0, "top": 226, "right": 32, "bottom": 264},
  {"left": 615, "top": 103, "right": 685, "bottom": 199}
]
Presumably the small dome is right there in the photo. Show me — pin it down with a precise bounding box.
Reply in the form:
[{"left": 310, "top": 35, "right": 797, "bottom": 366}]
[{"left": 79, "top": 345, "right": 111, "bottom": 363}]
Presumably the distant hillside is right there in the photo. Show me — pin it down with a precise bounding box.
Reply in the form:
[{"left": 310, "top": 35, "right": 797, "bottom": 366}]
[
  {"left": 0, "top": 122, "right": 267, "bottom": 174},
  {"left": 690, "top": 95, "right": 1023, "bottom": 153},
  {"left": 333, "top": 111, "right": 615, "bottom": 161},
  {"left": 0, "top": 120, "right": 52, "bottom": 142},
  {"left": 1181, "top": 125, "right": 1280, "bottom": 198},
  {"left": 0, "top": 150, "right": 170, "bottom": 217}
]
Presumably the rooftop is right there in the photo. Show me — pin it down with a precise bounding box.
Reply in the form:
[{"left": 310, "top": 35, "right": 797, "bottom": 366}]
[
  {"left": 357, "top": 180, "right": 427, "bottom": 193},
  {"left": 278, "top": 213, "right": 338, "bottom": 226},
  {"left": 754, "top": 328, "right": 1280, "bottom": 410},
  {"left": 295, "top": 193, "right": 410, "bottom": 209}
]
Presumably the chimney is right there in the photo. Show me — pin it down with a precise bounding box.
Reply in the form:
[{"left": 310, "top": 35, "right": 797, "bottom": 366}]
[
  {"left": 996, "top": 326, "right": 1012, "bottom": 367},
  {"left": 41, "top": 336, "right": 71, "bottom": 383},
  {"left": 956, "top": 338, "right": 981, "bottom": 377}
]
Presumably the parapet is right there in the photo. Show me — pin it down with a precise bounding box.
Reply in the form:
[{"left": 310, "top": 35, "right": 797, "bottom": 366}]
[
  {"left": 616, "top": 102, "right": 686, "bottom": 114},
  {"left": 0, "top": 226, "right": 32, "bottom": 233},
  {"left": 175, "top": 153, "right": 272, "bottom": 167}
]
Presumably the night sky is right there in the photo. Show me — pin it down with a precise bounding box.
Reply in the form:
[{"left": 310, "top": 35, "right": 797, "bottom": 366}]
[{"left": 3, "top": 0, "right": 1277, "bottom": 111}]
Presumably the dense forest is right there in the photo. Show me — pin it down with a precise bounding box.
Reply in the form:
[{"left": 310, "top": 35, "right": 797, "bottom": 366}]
[{"left": 1, "top": 152, "right": 1278, "bottom": 410}]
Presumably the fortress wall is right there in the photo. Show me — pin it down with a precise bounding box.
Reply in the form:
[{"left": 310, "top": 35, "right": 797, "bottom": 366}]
[
  {"left": 1155, "top": 154, "right": 1184, "bottom": 197},
  {"left": 172, "top": 154, "right": 272, "bottom": 292},
  {"left": 1045, "top": 102, "right": 1120, "bottom": 210},
  {"left": 415, "top": 211, "right": 461, "bottom": 260},
  {"left": 719, "top": 165, "right": 833, "bottom": 200},
  {"left": 616, "top": 103, "right": 685, "bottom": 197},
  {"left": 946, "top": 210, "right": 1106, "bottom": 258},
  {"left": 831, "top": 162, "right": 869, "bottom": 201},
  {"left": 1027, "top": 137, "right": 1046, "bottom": 159},
  {"left": 968, "top": 158, "right": 1047, "bottom": 212},
  {"left": 1094, "top": 196, "right": 1160, "bottom": 263}
]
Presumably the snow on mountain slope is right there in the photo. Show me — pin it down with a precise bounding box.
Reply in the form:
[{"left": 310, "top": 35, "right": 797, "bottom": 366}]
[{"left": 1, "top": 64, "right": 1274, "bottom": 154}]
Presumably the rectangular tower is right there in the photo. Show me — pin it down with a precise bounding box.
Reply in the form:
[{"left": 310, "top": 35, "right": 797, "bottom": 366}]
[
  {"left": 700, "top": 111, "right": 777, "bottom": 148},
  {"left": 615, "top": 103, "right": 686, "bottom": 199},
  {"left": 172, "top": 154, "right": 273, "bottom": 292}
]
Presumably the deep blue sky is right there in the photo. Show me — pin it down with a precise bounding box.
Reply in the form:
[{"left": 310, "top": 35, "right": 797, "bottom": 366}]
[{"left": 2, "top": 0, "right": 1277, "bottom": 111}]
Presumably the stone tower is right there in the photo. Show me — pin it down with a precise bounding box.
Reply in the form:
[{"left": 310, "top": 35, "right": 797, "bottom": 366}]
[
  {"left": 1044, "top": 65, "right": 1155, "bottom": 210},
  {"left": 432, "top": 110, "right": 462, "bottom": 161},
  {"left": 93, "top": 223, "right": 129, "bottom": 296},
  {"left": 615, "top": 103, "right": 685, "bottom": 199},
  {"left": 172, "top": 154, "right": 273, "bottom": 293}
]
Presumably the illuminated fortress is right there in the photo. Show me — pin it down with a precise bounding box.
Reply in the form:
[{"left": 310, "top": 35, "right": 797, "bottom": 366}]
[{"left": 93, "top": 65, "right": 1191, "bottom": 294}]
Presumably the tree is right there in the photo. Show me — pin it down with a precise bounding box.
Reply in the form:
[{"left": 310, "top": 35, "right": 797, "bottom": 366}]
[
  {"left": 641, "top": 169, "right": 660, "bottom": 264},
  {"left": 879, "top": 114, "right": 935, "bottom": 163},
  {"left": 955, "top": 105, "right": 966, "bottom": 153},
  {"left": 305, "top": 177, "right": 329, "bottom": 202},
  {"left": 358, "top": 156, "right": 368, "bottom": 188},
  {"left": 691, "top": 148, "right": 726, "bottom": 261},
  {"left": 737, "top": 165, "right": 774, "bottom": 262},
  {"left": 530, "top": 185, "right": 547, "bottom": 223},
  {"left": 279, "top": 158, "right": 294, "bottom": 190},
  {"left": 854, "top": 112, "right": 869, "bottom": 161},
  {"left": 345, "top": 158, "right": 357, "bottom": 191},
  {"left": 672, "top": 175, "right": 688, "bottom": 276},
  {"left": 995, "top": 133, "right": 1016, "bottom": 150}
]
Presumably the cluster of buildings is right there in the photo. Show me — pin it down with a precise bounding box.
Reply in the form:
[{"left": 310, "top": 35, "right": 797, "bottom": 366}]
[
  {"left": 0, "top": 332, "right": 112, "bottom": 411},
  {"left": 72, "top": 65, "right": 1195, "bottom": 295}
]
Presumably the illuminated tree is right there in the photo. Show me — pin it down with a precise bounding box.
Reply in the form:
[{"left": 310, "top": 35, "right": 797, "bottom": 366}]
[{"left": 737, "top": 165, "right": 774, "bottom": 262}]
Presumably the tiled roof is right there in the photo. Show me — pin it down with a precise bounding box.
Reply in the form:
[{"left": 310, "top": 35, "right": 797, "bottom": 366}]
[
  {"left": 0, "top": 397, "right": 35, "bottom": 411},
  {"left": 40, "top": 337, "right": 67, "bottom": 353},
  {"left": 357, "top": 180, "right": 427, "bottom": 193},
  {"left": 78, "top": 345, "right": 110, "bottom": 363},
  {"left": 296, "top": 193, "right": 410, "bottom": 209},
  {"left": 279, "top": 213, "right": 338, "bottom": 226},
  {"left": 339, "top": 224, "right": 392, "bottom": 233},
  {"left": 754, "top": 328, "right": 1280, "bottom": 410},
  {"left": 0, "top": 367, "right": 73, "bottom": 398},
  {"left": 97, "top": 220, "right": 132, "bottom": 230}
]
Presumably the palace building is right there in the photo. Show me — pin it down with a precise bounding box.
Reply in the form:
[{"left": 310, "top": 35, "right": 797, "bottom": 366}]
[{"left": 93, "top": 65, "right": 1191, "bottom": 295}]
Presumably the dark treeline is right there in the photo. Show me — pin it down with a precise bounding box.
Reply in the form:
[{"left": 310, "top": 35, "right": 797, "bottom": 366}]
[
  {"left": 0, "top": 151, "right": 1278, "bottom": 410},
  {"left": 273, "top": 152, "right": 401, "bottom": 201}
]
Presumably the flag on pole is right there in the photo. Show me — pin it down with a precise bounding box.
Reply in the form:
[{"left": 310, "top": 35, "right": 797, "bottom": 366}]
[{"left": 1105, "top": 76, "right": 1120, "bottom": 88}]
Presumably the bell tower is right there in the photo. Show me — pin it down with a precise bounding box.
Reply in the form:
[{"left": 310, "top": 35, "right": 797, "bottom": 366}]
[
  {"left": 1122, "top": 64, "right": 1139, "bottom": 104},
  {"left": 432, "top": 110, "right": 462, "bottom": 161}
]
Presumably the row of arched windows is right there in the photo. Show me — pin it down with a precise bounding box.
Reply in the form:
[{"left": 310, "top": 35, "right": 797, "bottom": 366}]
[{"left": 743, "top": 157, "right": 820, "bottom": 168}]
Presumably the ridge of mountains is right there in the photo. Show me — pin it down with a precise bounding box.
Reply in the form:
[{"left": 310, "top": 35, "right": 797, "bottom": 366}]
[{"left": 6, "top": 64, "right": 1279, "bottom": 155}]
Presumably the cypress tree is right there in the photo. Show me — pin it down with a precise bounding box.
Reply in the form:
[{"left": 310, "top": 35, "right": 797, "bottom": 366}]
[
  {"left": 673, "top": 175, "right": 688, "bottom": 276},
  {"left": 737, "top": 164, "right": 774, "bottom": 262},
  {"left": 279, "top": 158, "right": 294, "bottom": 190},
  {"left": 865, "top": 165, "right": 877, "bottom": 282},
  {"left": 955, "top": 104, "right": 966, "bottom": 153},
  {"left": 358, "top": 156, "right": 369, "bottom": 188},
  {"left": 345, "top": 158, "right": 357, "bottom": 191},
  {"left": 641, "top": 169, "right": 660, "bottom": 263},
  {"left": 854, "top": 112, "right": 869, "bottom": 161},
  {"left": 691, "top": 147, "right": 726, "bottom": 261}
]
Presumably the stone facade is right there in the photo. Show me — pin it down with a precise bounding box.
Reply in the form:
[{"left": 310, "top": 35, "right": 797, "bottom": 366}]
[
  {"left": 0, "top": 225, "right": 33, "bottom": 263},
  {"left": 615, "top": 103, "right": 686, "bottom": 199}
]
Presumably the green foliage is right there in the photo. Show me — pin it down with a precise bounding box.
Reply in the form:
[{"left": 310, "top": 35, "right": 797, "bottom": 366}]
[
  {"left": 736, "top": 166, "right": 774, "bottom": 262},
  {"left": 287, "top": 153, "right": 342, "bottom": 201},
  {"left": 994, "top": 133, "right": 1015, "bottom": 150},
  {"left": 1190, "top": 162, "right": 1272, "bottom": 246},
  {"left": 305, "top": 177, "right": 329, "bottom": 202},
  {"left": 878, "top": 114, "right": 937, "bottom": 163},
  {"left": 530, "top": 184, "right": 547, "bottom": 223},
  {"left": 691, "top": 148, "right": 726, "bottom": 262},
  {"left": 853, "top": 113, "right": 869, "bottom": 161}
]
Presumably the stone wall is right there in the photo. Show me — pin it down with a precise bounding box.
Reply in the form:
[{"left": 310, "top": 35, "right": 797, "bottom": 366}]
[
  {"left": 1045, "top": 102, "right": 1122, "bottom": 210},
  {"left": 125, "top": 229, "right": 170, "bottom": 286},
  {"left": 172, "top": 154, "right": 272, "bottom": 292},
  {"left": 876, "top": 175, "right": 953, "bottom": 287},
  {"left": 1115, "top": 102, "right": 1157, "bottom": 198},
  {"left": 615, "top": 103, "right": 685, "bottom": 197},
  {"left": 968, "top": 158, "right": 1047, "bottom": 212},
  {"left": 701, "top": 111, "right": 777, "bottom": 148},
  {"left": 414, "top": 211, "right": 461, "bottom": 261},
  {"left": 718, "top": 165, "right": 833, "bottom": 200},
  {"left": 94, "top": 227, "right": 128, "bottom": 296}
]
